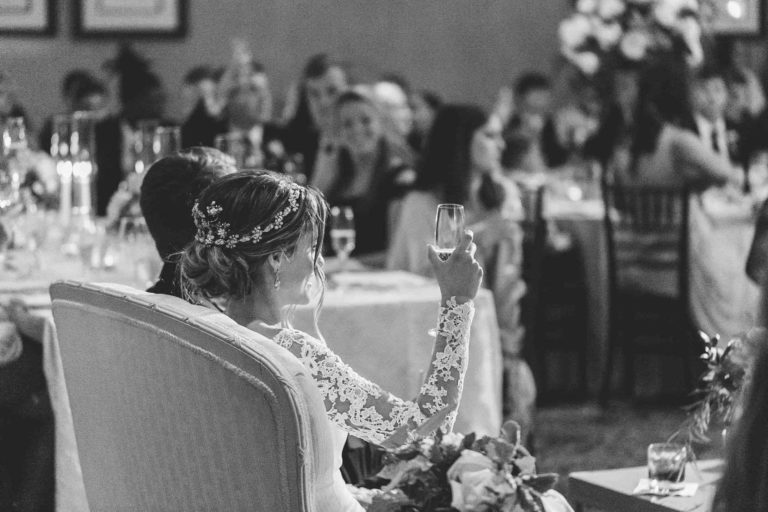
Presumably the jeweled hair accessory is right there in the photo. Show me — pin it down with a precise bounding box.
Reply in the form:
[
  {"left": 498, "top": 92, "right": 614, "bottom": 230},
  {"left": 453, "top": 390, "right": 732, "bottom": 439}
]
[{"left": 193, "top": 181, "right": 304, "bottom": 249}]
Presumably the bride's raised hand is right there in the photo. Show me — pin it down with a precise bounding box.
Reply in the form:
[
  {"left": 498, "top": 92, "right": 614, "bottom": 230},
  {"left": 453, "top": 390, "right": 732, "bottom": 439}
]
[{"left": 428, "top": 230, "right": 483, "bottom": 303}]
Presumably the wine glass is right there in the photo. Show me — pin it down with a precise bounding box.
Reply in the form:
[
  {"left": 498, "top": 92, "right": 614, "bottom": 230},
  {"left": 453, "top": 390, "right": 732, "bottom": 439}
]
[
  {"left": 330, "top": 206, "right": 355, "bottom": 269},
  {"left": 215, "top": 133, "right": 248, "bottom": 168},
  {"left": 152, "top": 126, "right": 181, "bottom": 160},
  {"left": 2, "top": 117, "right": 27, "bottom": 157},
  {"left": 435, "top": 204, "right": 465, "bottom": 261}
]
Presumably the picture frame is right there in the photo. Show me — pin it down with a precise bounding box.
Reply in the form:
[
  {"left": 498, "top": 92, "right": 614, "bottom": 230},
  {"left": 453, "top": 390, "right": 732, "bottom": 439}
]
[
  {"left": 0, "top": 0, "right": 56, "bottom": 36},
  {"left": 707, "top": 0, "right": 764, "bottom": 36},
  {"left": 74, "top": 0, "right": 187, "bottom": 39}
]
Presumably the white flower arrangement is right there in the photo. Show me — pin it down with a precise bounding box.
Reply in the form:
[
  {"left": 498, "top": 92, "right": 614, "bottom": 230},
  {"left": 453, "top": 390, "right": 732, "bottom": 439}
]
[{"left": 558, "top": 0, "right": 707, "bottom": 76}]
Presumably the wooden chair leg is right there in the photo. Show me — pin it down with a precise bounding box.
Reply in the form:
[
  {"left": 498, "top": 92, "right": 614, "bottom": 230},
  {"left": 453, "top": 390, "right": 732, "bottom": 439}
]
[{"left": 623, "top": 342, "right": 635, "bottom": 399}]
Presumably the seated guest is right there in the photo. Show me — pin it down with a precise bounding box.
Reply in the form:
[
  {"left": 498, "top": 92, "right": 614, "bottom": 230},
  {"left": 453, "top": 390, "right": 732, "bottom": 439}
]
[
  {"left": 38, "top": 70, "right": 108, "bottom": 153},
  {"left": 216, "top": 62, "right": 285, "bottom": 171},
  {"left": 388, "top": 104, "right": 522, "bottom": 277},
  {"left": 612, "top": 54, "right": 754, "bottom": 337},
  {"left": 283, "top": 53, "right": 349, "bottom": 182},
  {"left": 179, "top": 65, "right": 223, "bottom": 148},
  {"left": 139, "top": 147, "right": 237, "bottom": 297},
  {"left": 0, "top": 71, "right": 31, "bottom": 129},
  {"left": 0, "top": 304, "right": 54, "bottom": 512},
  {"left": 713, "top": 339, "right": 768, "bottom": 511},
  {"left": 407, "top": 89, "right": 442, "bottom": 155},
  {"left": 387, "top": 103, "right": 532, "bottom": 438},
  {"left": 691, "top": 65, "right": 753, "bottom": 174},
  {"left": 613, "top": 55, "right": 735, "bottom": 189},
  {"left": 372, "top": 75, "right": 413, "bottom": 140},
  {"left": 95, "top": 45, "right": 168, "bottom": 216},
  {"left": 313, "top": 90, "right": 414, "bottom": 256},
  {"left": 181, "top": 171, "right": 483, "bottom": 511},
  {"left": 501, "top": 72, "right": 558, "bottom": 172}
]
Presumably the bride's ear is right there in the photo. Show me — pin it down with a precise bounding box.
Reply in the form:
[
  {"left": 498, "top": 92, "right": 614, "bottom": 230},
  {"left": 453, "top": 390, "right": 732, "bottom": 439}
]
[{"left": 267, "top": 251, "right": 283, "bottom": 272}]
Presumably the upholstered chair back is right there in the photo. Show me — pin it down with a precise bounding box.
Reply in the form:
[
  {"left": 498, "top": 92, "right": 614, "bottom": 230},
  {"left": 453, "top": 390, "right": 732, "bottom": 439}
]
[{"left": 51, "top": 281, "right": 335, "bottom": 512}]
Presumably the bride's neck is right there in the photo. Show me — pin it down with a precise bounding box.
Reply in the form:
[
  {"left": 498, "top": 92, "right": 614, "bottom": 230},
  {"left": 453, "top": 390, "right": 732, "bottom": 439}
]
[{"left": 226, "top": 288, "right": 281, "bottom": 328}]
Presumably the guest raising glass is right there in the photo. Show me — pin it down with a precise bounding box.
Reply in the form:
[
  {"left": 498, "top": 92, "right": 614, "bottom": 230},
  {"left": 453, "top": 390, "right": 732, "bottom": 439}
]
[{"left": 181, "top": 171, "right": 482, "bottom": 511}]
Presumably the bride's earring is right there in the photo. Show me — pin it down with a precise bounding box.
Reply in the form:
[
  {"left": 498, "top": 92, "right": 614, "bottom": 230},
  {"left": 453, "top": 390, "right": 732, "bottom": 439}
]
[{"left": 273, "top": 267, "right": 281, "bottom": 290}]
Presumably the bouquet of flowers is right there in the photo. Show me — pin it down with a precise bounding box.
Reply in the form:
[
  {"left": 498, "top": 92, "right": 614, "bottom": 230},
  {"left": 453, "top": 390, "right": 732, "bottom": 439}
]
[
  {"left": 669, "top": 329, "right": 766, "bottom": 450},
  {"left": 558, "top": 0, "right": 708, "bottom": 76},
  {"left": 359, "top": 421, "right": 560, "bottom": 512}
]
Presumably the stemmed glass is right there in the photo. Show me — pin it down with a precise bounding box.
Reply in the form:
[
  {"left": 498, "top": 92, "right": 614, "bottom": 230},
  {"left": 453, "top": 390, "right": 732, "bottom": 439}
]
[
  {"left": 215, "top": 133, "right": 248, "bottom": 168},
  {"left": 330, "top": 206, "right": 355, "bottom": 269},
  {"left": 428, "top": 204, "right": 465, "bottom": 337},
  {"left": 152, "top": 126, "right": 181, "bottom": 161},
  {"left": 435, "top": 204, "right": 465, "bottom": 261}
]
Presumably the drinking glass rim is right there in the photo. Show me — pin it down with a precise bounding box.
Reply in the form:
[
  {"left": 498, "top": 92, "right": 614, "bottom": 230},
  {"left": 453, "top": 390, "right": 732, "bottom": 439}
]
[{"left": 437, "top": 203, "right": 464, "bottom": 209}]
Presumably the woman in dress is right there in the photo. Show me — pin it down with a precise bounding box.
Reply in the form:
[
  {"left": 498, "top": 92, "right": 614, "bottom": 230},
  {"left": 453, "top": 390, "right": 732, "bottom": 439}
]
[
  {"left": 611, "top": 54, "right": 757, "bottom": 336},
  {"left": 312, "top": 89, "right": 414, "bottom": 257},
  {"left": 180, "top": 171, "right": 483, "bottom": 511},
  {"left": 386, "top": 104, "right": 535, "bottom": 441}
]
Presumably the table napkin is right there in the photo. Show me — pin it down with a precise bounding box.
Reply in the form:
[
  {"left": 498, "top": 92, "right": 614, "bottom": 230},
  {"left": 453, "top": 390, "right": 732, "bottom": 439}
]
[{"left": 632, "top": 478, "right": 698, "bottom": 497}]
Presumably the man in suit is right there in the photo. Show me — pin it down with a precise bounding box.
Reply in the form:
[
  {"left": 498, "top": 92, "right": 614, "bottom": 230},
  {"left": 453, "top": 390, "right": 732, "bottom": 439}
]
[
  {"left": 690, "top": 65, "right": 754, "bottom": 180},
  {"left": 139, "top": 147, "right": 236, "bottom": 298}
]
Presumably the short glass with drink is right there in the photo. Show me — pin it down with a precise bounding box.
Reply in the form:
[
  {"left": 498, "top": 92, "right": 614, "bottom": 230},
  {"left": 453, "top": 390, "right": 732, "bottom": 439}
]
[
  {"left": 647, "top": 442, "right": 687, "bottom": 494},
  {"left": 435, "top": 204, "right": 465, "bottom": 261}
]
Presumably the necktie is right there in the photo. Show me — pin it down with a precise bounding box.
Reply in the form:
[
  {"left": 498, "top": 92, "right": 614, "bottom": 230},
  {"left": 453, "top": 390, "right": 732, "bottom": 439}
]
[{"left": 710, "top": 126, "right": 720, "bottom": 154}]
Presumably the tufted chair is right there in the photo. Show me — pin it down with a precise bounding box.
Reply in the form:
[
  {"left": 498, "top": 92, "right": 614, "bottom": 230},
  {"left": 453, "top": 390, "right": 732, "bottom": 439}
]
[{"left": 50, "top": 281, "right": 337, "bottom": 512}]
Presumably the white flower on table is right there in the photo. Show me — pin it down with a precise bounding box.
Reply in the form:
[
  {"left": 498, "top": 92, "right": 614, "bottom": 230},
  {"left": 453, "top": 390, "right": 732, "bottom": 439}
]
[
  {"left": 619, "top": 30, "right": 651, "bottom": 61},
  {"left": 597, "top": 0, "right": 626, "bottom": 20},
  {"left": 576, "top": 0, "right": 598, "bottom": 14},
  {"left": 564, "top": 50, "right": 601, "bottom": 75},
  {"left": 559, "top": 14, "right": 593, "bottom": 49},
  {"left": 593, "top": 20, "right": 623, "bottom": 48}
]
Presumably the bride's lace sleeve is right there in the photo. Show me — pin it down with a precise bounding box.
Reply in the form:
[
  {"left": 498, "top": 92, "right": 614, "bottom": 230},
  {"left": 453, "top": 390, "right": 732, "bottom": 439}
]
[{"left": 272, "top": 297, "right": 474, "bottom": 445}]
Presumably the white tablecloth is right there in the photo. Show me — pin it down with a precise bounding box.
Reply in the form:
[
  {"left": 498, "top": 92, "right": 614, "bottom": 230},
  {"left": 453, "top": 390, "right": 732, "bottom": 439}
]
[{"left": 1, "top": 265, "right": 502, "bottom": 512}]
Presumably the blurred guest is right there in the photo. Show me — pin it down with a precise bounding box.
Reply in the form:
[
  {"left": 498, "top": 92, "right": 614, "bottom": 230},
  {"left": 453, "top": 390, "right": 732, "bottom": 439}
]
[
  {"left": 38, "top": 71, "right": 108, "bottom": 153},
  {"left": 0, "top": 302, "right": 54, "bottom": 512},
  {"left": 372, "top": 76, "right": 413, "bottom": 140},
  {"left": 217, "top": 61, "right": 285, "bottom": 170},
  {"left": 713, "top": 339, "right": 768, "bottom": 511},
  {"left": 407, "top": 89, "right": 442, "bottom": 154},
  {"left": 691, "top": 65, "right": 751, "bottom": 172},
  {"left": 588, "top": 64, "right": 640, "bottom": 168},
  {"left": 314, "top": 90, "right": 414, "bottom": 256},
  {"left": 388, "top": 104, "right": 520, "bottom": 276},
  {"left": 0, "top": 71, "right": 30, "bottom": 127},
  {"left": 283, "top": 53, "right": 349, "bottom": 181},
  {"left": 140, "top": 147, "right": 237, "bottom": 297},
  {"left": 614, "top": 55, "right": 753, "bottom": 337},
  {"left": 179, "top": 65, "right": 222, "bottom": 148},
  {"left": 614, "top": 55, "right": 735, "bottom": 189},
  {"left": 501, "top": 72, "right": 557, "bottom": 172},
  {"left": 549, "top": 75, "right": 602, "bottom": 167},
  {"left": 388, "top": 103, "right": 531, "bottom": 437},
  {"left": 95, "top": 45, "right": 167, "bottom": 216}
]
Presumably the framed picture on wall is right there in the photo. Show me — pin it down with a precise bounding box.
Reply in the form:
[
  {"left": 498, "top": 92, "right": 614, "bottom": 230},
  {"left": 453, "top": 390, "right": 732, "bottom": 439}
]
[
  {"left": 0, "top": 0, "right": 56, "bottom": 35},
  {"left": 707, "top": 0, "right": 764, "bottom": 36},
  {"left": 74, "top": 0, "right": 187, "bottom": 38}
]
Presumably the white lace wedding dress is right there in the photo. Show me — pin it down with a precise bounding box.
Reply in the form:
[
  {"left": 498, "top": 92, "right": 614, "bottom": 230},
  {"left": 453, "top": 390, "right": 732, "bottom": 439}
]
[{"left": 251, "top": 298, "right": 474, "bottom": 512}]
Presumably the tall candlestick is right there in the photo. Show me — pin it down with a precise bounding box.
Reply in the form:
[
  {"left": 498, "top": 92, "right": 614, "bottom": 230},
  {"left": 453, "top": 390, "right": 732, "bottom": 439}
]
[{"left": 72, "top": 160, "right": 93, "bottom": 217}]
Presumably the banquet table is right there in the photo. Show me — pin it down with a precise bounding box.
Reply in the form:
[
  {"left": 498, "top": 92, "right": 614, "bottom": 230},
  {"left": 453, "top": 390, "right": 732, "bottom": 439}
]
[
  {"left": 568, "top": 459, "right": 722, "bottom": 512},
  {"left": 1, "top": 243, "right": 502, "bottom": 512}
]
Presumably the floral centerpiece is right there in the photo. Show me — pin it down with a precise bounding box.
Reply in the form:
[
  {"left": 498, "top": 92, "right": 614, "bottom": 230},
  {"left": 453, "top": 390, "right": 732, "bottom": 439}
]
[
  {"left": 668, "top": 329, "right": 766, "bottom": 452},
  {"left": 354, "top": 421, "right": 565, "bottom": 512},
  {"left": 558, "top": 0, "right": 708, "bottom": 76}
]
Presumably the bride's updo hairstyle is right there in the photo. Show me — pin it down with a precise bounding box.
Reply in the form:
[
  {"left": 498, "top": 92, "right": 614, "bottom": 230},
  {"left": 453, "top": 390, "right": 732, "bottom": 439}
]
[{"left": 181, "top": 170, "right": 327, "bottom": 304}]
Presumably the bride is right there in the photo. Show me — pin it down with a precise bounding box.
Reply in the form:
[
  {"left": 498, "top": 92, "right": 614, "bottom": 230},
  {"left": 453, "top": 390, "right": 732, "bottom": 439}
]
[{"left": 180, "top": 171, "right": 483, "bottom": 511}]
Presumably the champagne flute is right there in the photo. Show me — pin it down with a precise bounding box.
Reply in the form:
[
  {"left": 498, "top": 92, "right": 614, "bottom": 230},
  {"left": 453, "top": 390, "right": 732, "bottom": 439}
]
[
  {"left": 152, "top": 126, "right": 181, "bottom": 160},
  {"left": 330, "top": 206, "right": 355, "bottom": 269},
  {"left": 435, "top": 204, "right": 465, "bottom": 261},
  {"left": 215, "top": 132, "right": 247, "bottom": 168}
]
